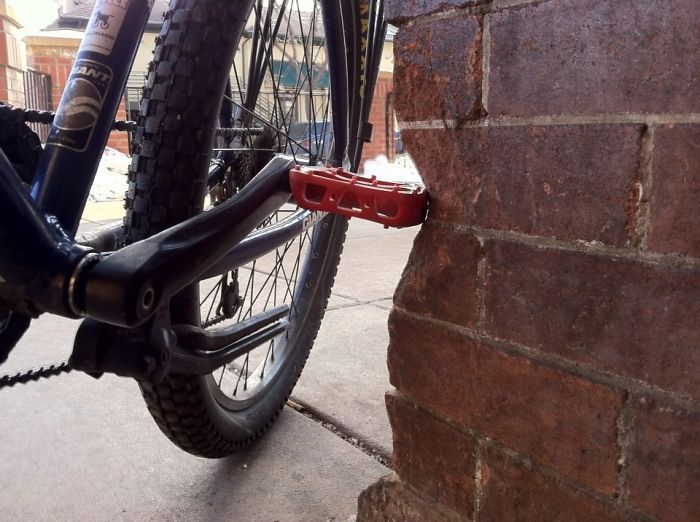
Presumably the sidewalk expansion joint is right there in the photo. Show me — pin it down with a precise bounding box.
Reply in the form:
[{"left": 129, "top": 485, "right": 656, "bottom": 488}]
[
  {"left": 286, "top": 398, "right": 391, "bottom": 468},
  {"left": 328, "top": 293, "right": 393, "bottom": 312}
]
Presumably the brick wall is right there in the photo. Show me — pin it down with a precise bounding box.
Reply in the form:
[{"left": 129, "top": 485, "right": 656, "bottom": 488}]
[
  {"left": 362, "top": 72, "right": 395, "bottom": 163},
  {"left": 0, "top": 3, "right": 25, "bottom": 107},
  {"left": 26, "top": 40, "right": 76, "bottom": 109},
  {"left": 358, "top": 1, "right": 700, "bottom": 521},
  {"left": 26, "top": 35, "right": 130, "bottom": 154}
]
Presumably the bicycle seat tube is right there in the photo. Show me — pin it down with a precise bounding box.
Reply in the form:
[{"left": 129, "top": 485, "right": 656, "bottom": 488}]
[{"left": 32, "top": 0, "right": 153, "bottom": 234}]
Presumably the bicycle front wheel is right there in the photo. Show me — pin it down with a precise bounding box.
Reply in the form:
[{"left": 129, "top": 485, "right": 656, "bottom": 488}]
[{"left": 125, "top": 0, "right": 363, "bottom": 458}]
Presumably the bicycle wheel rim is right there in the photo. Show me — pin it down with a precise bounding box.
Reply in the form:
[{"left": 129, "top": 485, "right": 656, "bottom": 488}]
[{"left": 199, "top": 0, "right": 346, "bottom": 412}]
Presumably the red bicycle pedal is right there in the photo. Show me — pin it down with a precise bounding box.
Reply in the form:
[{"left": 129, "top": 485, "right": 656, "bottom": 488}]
[{"left": 289, "top": 165, "right": 428, "bottom": 228}]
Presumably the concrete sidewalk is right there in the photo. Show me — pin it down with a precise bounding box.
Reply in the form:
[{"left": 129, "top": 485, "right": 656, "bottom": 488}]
[{"left": 0, "top": 216, "right": 416, "bottom": 520}]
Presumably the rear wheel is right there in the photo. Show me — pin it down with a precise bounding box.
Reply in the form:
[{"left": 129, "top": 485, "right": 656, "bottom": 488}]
[{"left": 125, "top": 0, "right": 357, "bottom": 458}]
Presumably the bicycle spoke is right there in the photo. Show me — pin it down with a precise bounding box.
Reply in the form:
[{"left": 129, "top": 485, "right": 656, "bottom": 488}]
[
  {"left": 223, "top": 94, "right": 310, "bottom": 154},
  {"left": 201, "top": 1, "right": 338, "bottom": 404},
  {"left": 204, "top": 279, "right": 222, "bottom": 324},
  {"left": 240, "top": 238, "right": 297, "bottom": 317},
  {"left": 260, "top": 339, "right": 274, "bottom": 378},
  {"left": 128, "top": 0, "right": 353, "bottom": 456}
]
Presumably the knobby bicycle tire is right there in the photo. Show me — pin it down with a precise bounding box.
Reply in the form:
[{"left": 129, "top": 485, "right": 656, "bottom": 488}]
[{"left": 124, "top": 0, "right": 367, "bottom": 458}]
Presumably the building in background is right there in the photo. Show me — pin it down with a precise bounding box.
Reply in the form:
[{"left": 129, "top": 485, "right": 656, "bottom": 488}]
[
  {"left": 1, "top": 0, "right": 397, "bottom": 161},
  {"left": 0, "top": 2, "right": 26, "bottom": 107}
]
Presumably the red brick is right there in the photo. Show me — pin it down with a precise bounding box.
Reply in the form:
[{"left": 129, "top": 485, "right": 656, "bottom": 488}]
[
  {"left": 403, "top": 125, "right": 642, "bottom": 244},
  {"left": 386, "top": 0, "right": 483, "bottom": 22},
  {"left": 0, "top": 36, "right": 8, "bottom": 64},
  {"left": 484, "top": 240, "right": 700, "bottom": 398},
  {"left": 362, "top": 75, "right": 394, "bottom": 163},
  {"left": 107, "top": 134, "right": 131, "bottom": 155},
  {"left": 55, "top": 68, "right": 65, "bottom": 87},
  {"left": 33, "top": 63, "right": 51, "bottom": 76},
  {"left": 648, "top": 125, "right": 700, "bottom": 258},
  {"left": 388, "top": 311, "right": 622, "bottom": 494},
  {"left": 29, "top": 56, "right": 53, "bottom": 65},
  {"left": 394, "top": 223, "right": 481, "bottom": 327},
  {"left": 627, "top": 399, "right": 700, "bottom": 521},
  {"left": 357, "top": 473, "right": 463, "bottom": 522},
  {"left": 388, "top": 392, "right": 476, "bottom": 515},
  {"left": 488, "top": 0, "right": 700, "bottom": 117},
  {"left": 479, "top": 446, "right": 632, "bottom": 522},
  {"left": 395, "top": 16, "right": 482, "bottom": 121}
]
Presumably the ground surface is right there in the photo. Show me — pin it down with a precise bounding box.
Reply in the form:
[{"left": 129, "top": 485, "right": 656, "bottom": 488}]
[{"left": 0, "top": 217, "right": 416, "bottom": 521}]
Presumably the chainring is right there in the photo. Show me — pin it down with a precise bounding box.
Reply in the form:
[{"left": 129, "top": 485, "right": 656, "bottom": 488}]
[{"left": 0, "top": 104, "right": 42, "bottom": 185}]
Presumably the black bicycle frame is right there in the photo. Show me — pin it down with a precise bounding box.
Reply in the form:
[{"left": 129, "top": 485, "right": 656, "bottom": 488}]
[
  {"left": 0, "top": 0, "right": 364, "bottom": 338},
  {"left": 0, "top": 0, "right": 155, "bottom": 321}
]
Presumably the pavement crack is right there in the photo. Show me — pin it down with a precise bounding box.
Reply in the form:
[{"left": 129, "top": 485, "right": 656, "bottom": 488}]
[
  {"left": 286, "top": 399, "right": 391, "bottom": 468},
  {"left": 328, "top": 293, "right": 393, "bottom": 311}
]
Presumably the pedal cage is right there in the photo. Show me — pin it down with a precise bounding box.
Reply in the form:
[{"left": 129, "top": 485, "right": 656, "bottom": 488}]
[{"left": 289, "top": 166, "right": 428, "bottom": 228}]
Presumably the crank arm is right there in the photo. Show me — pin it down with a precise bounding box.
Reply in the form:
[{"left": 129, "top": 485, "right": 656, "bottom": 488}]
[
  {"left": 170, "top": 320, "right": 288, "bottom": 375},
  {"left": 76, "top": 209, "right": 328, "bottom": 278},
  {"left": 70, "top": 311, "right": 176, "bottom": 383},
  {"left": 70, "top": 305, "right": 289, "bottom": 383},
  {"left": 75, "top": 155, "right": 295, "bottom": 328},
  {"left": 173, "top": 305, "right": 288, "bottom": 350}
]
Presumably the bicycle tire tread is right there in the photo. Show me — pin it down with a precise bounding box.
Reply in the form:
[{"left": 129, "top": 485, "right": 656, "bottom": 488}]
[
  {"left": 126, "top": 0, "right": 353, "bottom": 458},
  {"left": 125, "top": 0, "right": 243, "bottom": 244},
  {"left": 139, "top": 226, "right": 346, "bottom": 458},
  {"left": 125, "top": 0, "right": 251, "bottom": 457}
]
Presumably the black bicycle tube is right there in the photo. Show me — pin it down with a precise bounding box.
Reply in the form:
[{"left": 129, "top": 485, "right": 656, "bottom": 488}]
[
  {"left": 342, "top": 0, "right": 363, "bottom": 169},
  {"left": 321, "top": 0, "right": 349, "bottom": 166},
  {"left": 367, "top": 2, "right": 387, "bottom": 122},
  {"left": 350, "top": 0, "right": 371, "bottom": 168}
]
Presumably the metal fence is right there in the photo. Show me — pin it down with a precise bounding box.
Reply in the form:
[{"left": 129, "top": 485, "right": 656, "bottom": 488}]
[{"left": 23, "top": 68, "right": 52, "bottom": 142}]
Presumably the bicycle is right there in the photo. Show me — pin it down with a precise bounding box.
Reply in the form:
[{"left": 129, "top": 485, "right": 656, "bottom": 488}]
[{"left": 0, "top": 0, "right": 424, "bottom": 459}]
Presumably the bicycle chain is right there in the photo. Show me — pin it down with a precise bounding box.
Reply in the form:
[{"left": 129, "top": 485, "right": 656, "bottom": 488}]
[
  {"left": 0, "top": 104, "right": 258, "bottom": 138},
  {"left": 0, "top": 104, "right": 138, "bottom": 132},
  {"left": 0, "top": 361, "right": 73, "bottom": 389},
  {"left": 0, "top": 105, "right": 251, "bottom": 388}
]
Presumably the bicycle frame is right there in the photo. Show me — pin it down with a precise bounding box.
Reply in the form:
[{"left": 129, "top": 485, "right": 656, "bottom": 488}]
[
  {"left": 33, "top": 1, "right": 151, "bottom": 234},
  {"left": 0, "top": 0, "right": 388, "bottom": 380}
]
